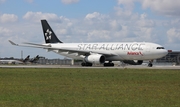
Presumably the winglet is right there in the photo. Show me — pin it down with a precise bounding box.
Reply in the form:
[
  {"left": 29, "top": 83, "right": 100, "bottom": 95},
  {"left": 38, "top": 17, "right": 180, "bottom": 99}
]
[{"left": 9, "top": 40, "right": 19, "bottom": 46}]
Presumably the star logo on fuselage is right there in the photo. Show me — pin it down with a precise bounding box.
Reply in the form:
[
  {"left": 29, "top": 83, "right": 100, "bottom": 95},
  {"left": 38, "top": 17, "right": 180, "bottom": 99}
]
[{"left": 45, "top": 29, "right": 52, "bottom": 40}]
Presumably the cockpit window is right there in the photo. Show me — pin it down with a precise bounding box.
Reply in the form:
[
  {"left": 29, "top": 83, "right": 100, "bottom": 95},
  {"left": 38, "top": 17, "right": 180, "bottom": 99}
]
[{"left": 156, "top": 47, "right": 165, "bottom": 49}]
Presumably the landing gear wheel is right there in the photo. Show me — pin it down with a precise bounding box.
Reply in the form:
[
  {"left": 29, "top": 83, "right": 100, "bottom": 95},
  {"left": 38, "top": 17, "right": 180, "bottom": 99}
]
[
  {"left": 148, "top": 63, "right": 153, "bottom": 67},
  {"left": 103, "top": 63, "right": 114, "bottom": 67},
  {"left": 81, "top": 62, "right": 92, "bottom": 66},
  {"left": 148, "top": 60, "right": 153, "bottom": 67}
]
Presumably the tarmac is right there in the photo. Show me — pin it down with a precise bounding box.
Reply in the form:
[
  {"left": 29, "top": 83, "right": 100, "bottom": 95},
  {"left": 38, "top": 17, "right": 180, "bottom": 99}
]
[{"left": 0, "top": 65, "right": 180, "bottom": 69}]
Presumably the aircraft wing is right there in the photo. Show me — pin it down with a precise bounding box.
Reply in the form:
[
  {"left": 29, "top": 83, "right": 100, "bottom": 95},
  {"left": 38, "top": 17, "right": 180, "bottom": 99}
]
[
  {"left": 57, "top": 48, "right": 117, "bottom": 56},
  {"left": 9, "top": 40, "right": 51, "bottom": 48},
  {"left": 9, "top": 40, "right": 117, "bottom": 56}
]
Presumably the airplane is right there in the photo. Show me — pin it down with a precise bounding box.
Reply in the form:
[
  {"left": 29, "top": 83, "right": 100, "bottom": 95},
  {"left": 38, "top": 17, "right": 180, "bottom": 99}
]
[
  {"left": 0, "top": 55, "right": 30, "bottom": 64},
  {"left": 9, "top": 20, "right": 168, "bottom": 67},
  {"left": 0, "top": 59, "right": 23, "bottom": 64},
  {"left": 22, "top": 55, "right": 30, "bottom": 63},
  {"left": 29, "top": 55, "right": 40, "bottom": 63}
]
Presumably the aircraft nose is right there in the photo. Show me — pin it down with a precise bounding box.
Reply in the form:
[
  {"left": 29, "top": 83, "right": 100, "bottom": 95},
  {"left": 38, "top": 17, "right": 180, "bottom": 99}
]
[{"left": 163, "top": 49, "right": 168, "bottom": 56}]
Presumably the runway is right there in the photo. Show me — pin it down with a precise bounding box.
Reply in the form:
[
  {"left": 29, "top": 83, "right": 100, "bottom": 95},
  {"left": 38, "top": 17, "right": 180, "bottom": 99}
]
[{"left": 0, "top": 65, "right": 180, "bottom": 69}]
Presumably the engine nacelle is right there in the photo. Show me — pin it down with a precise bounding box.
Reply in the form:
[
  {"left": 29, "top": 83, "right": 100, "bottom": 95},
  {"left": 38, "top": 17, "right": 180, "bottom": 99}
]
[
  {"left": 123, "top": 60, "right": 143, "bottom": 65},
  {"left": 84, "top": 54, "right": 105, "bottom": 64}
]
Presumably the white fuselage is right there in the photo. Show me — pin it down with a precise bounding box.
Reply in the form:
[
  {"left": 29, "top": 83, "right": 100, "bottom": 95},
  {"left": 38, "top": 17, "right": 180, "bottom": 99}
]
[
  {"left": 0, "top": 60, "right": 23, "bottom": 64},
  {"left": 48, "top": 42, "right": 168, "bottom": 61}
]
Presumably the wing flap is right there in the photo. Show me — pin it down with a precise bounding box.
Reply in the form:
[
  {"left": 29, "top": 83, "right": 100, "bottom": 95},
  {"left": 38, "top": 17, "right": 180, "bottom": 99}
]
[{"left": 23, "top": 42, "right": 51, "bottom": 47}]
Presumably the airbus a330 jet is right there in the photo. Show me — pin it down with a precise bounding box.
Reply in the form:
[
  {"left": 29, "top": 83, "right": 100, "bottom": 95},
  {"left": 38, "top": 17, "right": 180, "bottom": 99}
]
[{"left": 9, "top": 20, "right": 168, "bottom": 67}]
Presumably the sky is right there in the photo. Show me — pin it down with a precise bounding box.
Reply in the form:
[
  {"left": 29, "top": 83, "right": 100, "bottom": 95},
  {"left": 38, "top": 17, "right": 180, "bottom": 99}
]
[{"left": 0, "top": 0, "right": 180, "bottom": 59}]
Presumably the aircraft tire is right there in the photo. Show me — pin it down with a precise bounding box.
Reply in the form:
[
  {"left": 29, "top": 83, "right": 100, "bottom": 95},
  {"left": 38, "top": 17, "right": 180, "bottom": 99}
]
[
  {"left": 148, "top": 63, "right": 153, "bottom": 67},
  {"left": 81, "top": 62, "right": 92, "bottom": 66},
  {"left": 104, "top": 63, "right": 114, "bottom": 67}
]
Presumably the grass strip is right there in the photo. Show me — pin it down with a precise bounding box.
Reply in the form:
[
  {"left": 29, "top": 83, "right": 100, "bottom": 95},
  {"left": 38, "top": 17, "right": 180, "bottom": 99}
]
[{"left": 0, "top": 68, "right": 179, "bottom": 107}]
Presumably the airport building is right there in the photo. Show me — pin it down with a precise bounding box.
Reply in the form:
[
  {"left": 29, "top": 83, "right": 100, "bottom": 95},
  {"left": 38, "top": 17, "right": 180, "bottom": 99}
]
[
  {"left": 39, "top": 51, "right": 180, "bottom": 66},
  {"left": 156, "top": 51, "right": 180, "bottom": 65},
  {"left": 38, "top": 58, "right": 81, "bottom": 65}
]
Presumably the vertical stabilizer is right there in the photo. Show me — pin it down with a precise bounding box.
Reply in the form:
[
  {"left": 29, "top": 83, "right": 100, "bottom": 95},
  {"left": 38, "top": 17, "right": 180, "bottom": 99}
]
[
  {"left": 41, "top": 20, "right": 63, "bottom": 43},
  {"left": 23, "top": 55, "right": 30, "bottom": 63}
]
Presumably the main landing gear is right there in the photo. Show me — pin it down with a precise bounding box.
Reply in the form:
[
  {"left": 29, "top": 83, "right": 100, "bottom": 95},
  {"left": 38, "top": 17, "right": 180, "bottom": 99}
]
[
  {"left": 103, "top": 61, "right": 114, "bottom": 67},
  {"left": 81, "top": 62, "right": 93, "bottom": 66},
  {"left": 148, "top": 60, "right": 153, "bottom": 67},
  {"left": 81, "top": 61, "right": 114, "bottom": 67}
]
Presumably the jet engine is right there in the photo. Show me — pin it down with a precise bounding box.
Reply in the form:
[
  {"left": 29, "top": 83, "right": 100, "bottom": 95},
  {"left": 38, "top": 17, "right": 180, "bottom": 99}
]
[
  {"left": 123, "top": 60, "right": 143, "bottom": 65},
  {"left": 84, "top": 54, "right": 105, "bottom": 64}
]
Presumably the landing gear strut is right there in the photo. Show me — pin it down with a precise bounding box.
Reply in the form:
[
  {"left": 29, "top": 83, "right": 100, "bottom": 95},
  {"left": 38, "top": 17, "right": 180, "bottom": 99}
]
[{"left": 148, "top": 60, "right": 153, "bottom": 67}]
